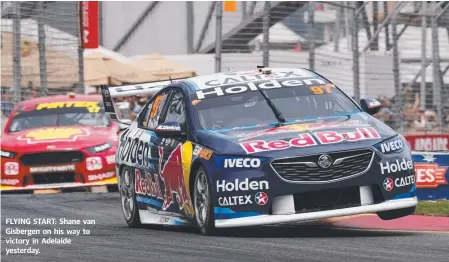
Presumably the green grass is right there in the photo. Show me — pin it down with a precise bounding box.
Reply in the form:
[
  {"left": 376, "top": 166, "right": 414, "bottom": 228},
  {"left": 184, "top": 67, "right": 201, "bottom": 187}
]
[{"left": 415, "top": 200, "right": 449, "bottom": 217}]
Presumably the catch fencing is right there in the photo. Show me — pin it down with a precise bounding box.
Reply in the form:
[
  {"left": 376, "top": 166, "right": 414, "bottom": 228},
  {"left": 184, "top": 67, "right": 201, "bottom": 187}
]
[
  {"left": 213, "top": 1, "right": 449, "bottom": 135},
  {"left": 1, "top": 1, "right": 83, "bottom": 116}
]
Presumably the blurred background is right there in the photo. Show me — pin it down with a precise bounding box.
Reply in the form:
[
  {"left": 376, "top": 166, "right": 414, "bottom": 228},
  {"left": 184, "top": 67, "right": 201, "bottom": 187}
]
[{"left": 1, "top": 1, "right": 449, "bottom": 135}]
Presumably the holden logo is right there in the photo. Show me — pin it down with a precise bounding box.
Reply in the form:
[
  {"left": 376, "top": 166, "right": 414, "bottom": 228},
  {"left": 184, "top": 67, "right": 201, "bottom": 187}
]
[
  {"left": 254, "top": 192, "right": 268, "bottom": 206},
  {"left": 383, "top": 177, "right": 394, "bottom": 192},
  {"left": 317, "top": 154, "right": 332, "bottom": 168},
  {"left": 47, "top": 145, "right": 56, "bottom": 150}
]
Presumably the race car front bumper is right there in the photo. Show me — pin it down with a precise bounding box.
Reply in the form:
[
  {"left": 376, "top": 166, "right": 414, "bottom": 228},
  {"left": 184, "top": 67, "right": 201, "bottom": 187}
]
[{"left": 215, "top": 196, "right": 417, "bottom": 228}]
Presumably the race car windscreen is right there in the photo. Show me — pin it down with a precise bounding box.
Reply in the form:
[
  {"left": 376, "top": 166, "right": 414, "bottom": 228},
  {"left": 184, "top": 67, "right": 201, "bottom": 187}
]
[
  {"left": 193, "top": 83, "right": 361, "bottom": 130},
  {"left": 8, "top": 101, "right": 110, "bottom": 133}
]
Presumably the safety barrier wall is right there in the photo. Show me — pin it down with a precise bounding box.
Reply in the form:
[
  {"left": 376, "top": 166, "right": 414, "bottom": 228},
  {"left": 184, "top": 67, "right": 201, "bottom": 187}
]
[{"left": 412, "top": 151, "right": 449, "bottom": 200}]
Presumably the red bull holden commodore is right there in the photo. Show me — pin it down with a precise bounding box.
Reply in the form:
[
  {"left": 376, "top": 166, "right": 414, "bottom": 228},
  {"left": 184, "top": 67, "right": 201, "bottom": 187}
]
[
  {"left": 102, "top": 67, "right": 417, "bottom": 235},
  {"left": 0, "top": 93, "right": 119, "bottom": 192}
]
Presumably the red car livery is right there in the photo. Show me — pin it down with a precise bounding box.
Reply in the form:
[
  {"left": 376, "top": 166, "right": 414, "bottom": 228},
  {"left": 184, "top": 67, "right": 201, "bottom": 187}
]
[{"left": 0, "top": 94, "right": 119, "bottom": 191}]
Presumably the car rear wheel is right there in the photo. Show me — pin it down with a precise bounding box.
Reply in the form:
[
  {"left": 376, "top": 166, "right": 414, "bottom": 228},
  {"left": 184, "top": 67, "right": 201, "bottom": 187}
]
[
  {"left": 377, "top": 206, "right": 416, "bottom": 220},
  {"left": 120, "top": 166, "right": 141, "bottom": 227},
  {"left": 193, "top": 167, "right": 216, "bottom": 235}
]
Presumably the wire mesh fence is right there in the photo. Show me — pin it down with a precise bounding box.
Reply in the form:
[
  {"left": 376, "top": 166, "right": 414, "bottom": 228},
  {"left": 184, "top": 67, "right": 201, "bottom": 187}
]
[
  {"left": 214, "top": 1, "right": 449, "bottom": 134},
  {"left": 1, "top": 1, "right": 82, "bottom": 117}
]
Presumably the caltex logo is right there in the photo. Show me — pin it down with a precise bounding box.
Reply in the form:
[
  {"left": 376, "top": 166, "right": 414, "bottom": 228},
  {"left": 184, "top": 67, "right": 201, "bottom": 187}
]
[
  {"left": 255, "top": 192, "right": 268, "bottom": 206},
  {"left": 383, "top": 177, "right": 394, "bottom": 192}
]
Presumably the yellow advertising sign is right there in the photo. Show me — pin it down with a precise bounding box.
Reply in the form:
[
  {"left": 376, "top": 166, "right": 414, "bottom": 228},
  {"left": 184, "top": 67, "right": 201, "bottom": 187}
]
[{"left": 36, "top": 101, "right": 100, "bottom": 113}]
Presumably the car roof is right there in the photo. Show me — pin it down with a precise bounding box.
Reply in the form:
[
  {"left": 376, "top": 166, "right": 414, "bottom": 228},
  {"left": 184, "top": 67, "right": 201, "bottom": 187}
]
[
  {"left": 17, "top": 94, "right": 103, "bottom": 106},
  {"left": 179, "top": 68, "right": 323, "bottom": 94}
]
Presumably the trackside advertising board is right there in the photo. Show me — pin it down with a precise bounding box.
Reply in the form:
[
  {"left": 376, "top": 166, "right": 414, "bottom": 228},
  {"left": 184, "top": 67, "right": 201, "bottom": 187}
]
[{"left": 412, "top": 151, "right": 449, "bottom": 200}]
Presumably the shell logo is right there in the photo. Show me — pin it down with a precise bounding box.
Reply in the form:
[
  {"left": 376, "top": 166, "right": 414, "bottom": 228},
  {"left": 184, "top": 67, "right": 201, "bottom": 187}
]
[{"left": 18, "top": 127, "right": 90, "bottom": 144}]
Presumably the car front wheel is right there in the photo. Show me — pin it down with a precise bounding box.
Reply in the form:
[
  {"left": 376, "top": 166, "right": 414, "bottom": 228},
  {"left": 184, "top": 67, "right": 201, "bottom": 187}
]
[
  {"left": 193, "top": 167, "right": 216, "bottom": 235},
  {"left": 120, "top": 166, "right": 141, "bottom": 227}
]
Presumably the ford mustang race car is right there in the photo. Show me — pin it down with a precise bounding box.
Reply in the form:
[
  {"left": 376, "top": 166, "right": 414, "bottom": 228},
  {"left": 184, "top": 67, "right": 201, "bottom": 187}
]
[
  {"left": 1, "top": 93, "right": 119, "bottom": 192},
  {"left": 102, "top": 67, "right": 417, "bottom": 235}
]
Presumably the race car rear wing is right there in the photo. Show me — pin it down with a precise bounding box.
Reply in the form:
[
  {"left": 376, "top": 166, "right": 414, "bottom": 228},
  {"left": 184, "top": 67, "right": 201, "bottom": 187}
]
[{"left": 100, "top": 78, "right": 187, "bottom": 125}]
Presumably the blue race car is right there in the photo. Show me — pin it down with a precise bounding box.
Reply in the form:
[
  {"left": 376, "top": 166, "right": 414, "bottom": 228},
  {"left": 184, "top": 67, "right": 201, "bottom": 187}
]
[{"left": 101, "top": 67, "right": 417, "bottom": 235}]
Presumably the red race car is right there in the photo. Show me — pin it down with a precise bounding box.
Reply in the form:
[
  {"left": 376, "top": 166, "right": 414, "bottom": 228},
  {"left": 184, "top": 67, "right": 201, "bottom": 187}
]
[{"left": 0, "top": 93, "right": 119, "bottom": 192}]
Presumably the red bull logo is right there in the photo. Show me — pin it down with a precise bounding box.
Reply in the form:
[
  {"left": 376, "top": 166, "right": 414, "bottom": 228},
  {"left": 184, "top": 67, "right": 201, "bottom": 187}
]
[
  {"left": 236, "top": 120, "right": 369, "bottom": 142},
  {"left": 158, "top": 145, "right": 194, "bottom": 218}
]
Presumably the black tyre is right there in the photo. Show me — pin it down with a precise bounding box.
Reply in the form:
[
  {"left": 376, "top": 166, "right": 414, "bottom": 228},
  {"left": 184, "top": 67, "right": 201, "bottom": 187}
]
[
  {"left": 377, "top": 206, "right": 416, "bottom": 220},
  {"left": 119, "top": 166, "right": 141, "bottom": 227},
  {"left": 193, "top": 166, "right": 216, "bottom": 235},
  {"left": 107, "top": 184, "right": 119, "bottom": 192}
]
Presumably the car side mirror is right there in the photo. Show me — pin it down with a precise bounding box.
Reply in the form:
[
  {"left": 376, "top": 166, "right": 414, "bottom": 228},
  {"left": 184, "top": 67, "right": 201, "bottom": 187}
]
[
  {"left": 360, "top": 98, "right": 382, "bottom": 115},
  {"left": 155, "top": 121, "right": 185, "bottom": 138}
]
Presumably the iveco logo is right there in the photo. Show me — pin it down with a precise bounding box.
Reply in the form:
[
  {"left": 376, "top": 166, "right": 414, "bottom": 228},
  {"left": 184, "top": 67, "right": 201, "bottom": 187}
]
[{"left": 317, "top": 154, "right": 332, "bottom": 168}]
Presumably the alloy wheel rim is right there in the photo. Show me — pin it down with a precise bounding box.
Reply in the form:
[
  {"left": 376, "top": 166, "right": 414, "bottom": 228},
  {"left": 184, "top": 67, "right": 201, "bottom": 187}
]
[
  {"left": 194, "top": 170, "right": 209, "bottom": 227},
  {"left": 120, "top": 169, "right": 134, "bottom": 220}
]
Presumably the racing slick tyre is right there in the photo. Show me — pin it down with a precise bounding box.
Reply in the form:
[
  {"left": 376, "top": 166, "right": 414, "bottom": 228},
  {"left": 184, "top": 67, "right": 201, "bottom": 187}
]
[
  {"left": 119, "top": 166, "right": 141, "bottom": 227},
  {"left": 377, "top": 206, "right": 416, "bottom": 220},
  {"left": 193, "top": 166, "right": 217, "bottom": 236}
]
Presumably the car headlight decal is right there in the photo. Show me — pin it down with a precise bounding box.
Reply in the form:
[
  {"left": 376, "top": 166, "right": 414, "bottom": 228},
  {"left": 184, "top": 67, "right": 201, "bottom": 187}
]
[
  {"left": 0, "top": 150, "right": 16, "bottom": 158},
  {"left": 86, "top": 143, "right": 112, "bottom": 153}
]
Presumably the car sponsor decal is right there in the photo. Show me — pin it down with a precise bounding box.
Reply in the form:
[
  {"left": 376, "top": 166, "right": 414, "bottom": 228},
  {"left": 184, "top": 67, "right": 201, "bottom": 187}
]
[
  {"left": 383, "top": 175, "right": 415, "bottom": 192},
  {"left": 219, "top": 195, "right": 252, "bottom": 206},
  {"left": 200, "top": 70, "right": 316, "bottom": 88},
  {"left": 415, "top": 163, "right": 448, "bottom": 189},
  {"left": 216, "top": 178, "right": 269, "bottom": 193},
  {"left": 254, "top": 192, "right": 268, "bottom": 205},
  {"left": 195, "top": 77, "right": 326, "bottom": 99},
  {"left": 235, "top": 120, "right": 369, "bottom": 142},
  {"left": 130, "top": 140, "right": 195, "bottom": 218},
  {"left": 86, "top": 157, "right": 103, "bottom": 171},
  {"left": 118, "top": 132, "right": 153, "bottom": 168},
  {"left": 215, "top": 156, "right": 263, "bottom": 169},
  {"left": 19, "top": 101, "right": 101, "bottom": 113},
  {"left": 0, "top": 179, "right": 20, "bottom": 186},
  {"left": 158, "top": 143, "right": 194, "bottom": 218},
  {"left": 135, "top": 169, "right": 163, "bottom": 199},
  {"left": 29, "top": 165, "right": 75, "bottom": 173},
  {"left": 240, "top": 127, "right": 380, "bottom": 154},
  {"left": 218, "top": 191, "right": 268, "bottom": 207},
  {"left": 383, "top": 177, "right": 394, "bottom": 191},
  {"left": 380, "top": 158, "right": 413, "bottom": 175},
  {"left": 378, "top": 138, "right": 404, "bottom": 154},
  {"left": 88, "top": 171, "right": 115, "bottom": 181},
  {"left": 106, "top": 155, "right": 116, "bottom": 164},
  {"left": 314, "top": 127, "right": 380, "bottom": 144},
  {"left": 17, "top": 127, "right": 90, "bottom": 144},
  {"left": 193, "top": 145, "right": 213, "bottom": 160},
  {"left": 4, "top": 162, "right": 19, "bottom": 175}
]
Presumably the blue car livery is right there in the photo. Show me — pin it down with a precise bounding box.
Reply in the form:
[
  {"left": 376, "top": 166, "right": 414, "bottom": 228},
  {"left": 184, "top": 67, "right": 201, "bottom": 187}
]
[{"left": 101, "top": 67, "right": 417, "bottom": 235}]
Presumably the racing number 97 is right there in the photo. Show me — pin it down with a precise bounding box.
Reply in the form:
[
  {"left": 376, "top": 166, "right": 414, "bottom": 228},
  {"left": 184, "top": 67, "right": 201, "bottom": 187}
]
[
  {"left": 150, "top": 95, "right": 163, "bottom": 118},
  {"left": 310, "top": 84, "right": 335, "bottom": 95}
]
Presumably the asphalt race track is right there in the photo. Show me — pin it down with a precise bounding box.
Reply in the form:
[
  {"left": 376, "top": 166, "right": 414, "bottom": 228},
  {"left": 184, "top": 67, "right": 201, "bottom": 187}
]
[{"left": 2, "top": 193, "right": 448, "bottom": 262}]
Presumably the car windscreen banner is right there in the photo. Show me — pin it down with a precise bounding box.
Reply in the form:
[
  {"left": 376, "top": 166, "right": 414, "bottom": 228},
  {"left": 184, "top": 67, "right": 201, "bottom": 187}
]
[{"left": 412, "top": 151, "right": 449, "bottom": 200}]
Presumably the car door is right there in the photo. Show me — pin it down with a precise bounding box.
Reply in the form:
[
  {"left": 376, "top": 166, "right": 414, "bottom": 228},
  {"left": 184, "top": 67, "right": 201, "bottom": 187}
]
[
  {"left": 155, "top": 89, "right": 195, "bottom": 218},
  {"left": 118, "top": 90, "right": 171, "bottom": 215}
]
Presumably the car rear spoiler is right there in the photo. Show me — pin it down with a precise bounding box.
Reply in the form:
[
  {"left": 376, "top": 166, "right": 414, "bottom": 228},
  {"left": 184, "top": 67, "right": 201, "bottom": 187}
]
[{"left": 100, "top": 78, "right": 187, "bottom": 126}]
